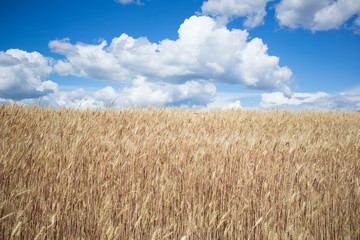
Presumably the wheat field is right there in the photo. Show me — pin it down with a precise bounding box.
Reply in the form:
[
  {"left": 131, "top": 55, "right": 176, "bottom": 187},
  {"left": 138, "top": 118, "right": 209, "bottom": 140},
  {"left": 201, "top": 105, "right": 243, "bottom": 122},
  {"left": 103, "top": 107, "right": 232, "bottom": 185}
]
[{"left": 1, "top": 103, "right": 360, "bottom": 239}]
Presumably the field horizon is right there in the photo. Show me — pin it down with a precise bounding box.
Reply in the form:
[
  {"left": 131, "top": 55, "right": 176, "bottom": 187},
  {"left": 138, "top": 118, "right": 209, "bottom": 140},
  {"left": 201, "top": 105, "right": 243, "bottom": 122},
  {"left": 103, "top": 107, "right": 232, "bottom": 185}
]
[{"left": 1, "top": 103, "right": 359, "bottom": 239}]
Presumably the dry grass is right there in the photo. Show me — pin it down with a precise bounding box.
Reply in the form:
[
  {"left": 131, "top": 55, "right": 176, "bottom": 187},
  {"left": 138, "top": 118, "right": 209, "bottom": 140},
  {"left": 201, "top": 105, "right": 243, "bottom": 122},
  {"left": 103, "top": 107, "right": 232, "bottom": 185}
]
[{"left": 1, "top": 103, "right": 360, "bottom": 239}]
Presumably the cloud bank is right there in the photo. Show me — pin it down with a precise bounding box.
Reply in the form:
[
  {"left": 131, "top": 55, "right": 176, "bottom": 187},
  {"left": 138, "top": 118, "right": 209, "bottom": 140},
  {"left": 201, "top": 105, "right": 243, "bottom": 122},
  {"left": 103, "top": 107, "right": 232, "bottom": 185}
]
[
  {"left": 261, "top": 89, "right": 360, "bottom": 111},
  {"left": 50, "top": 16, "right": 292, "bottom": 96},
  {"left": 49, "top": 76, "right": 216, "bottom": 109},
  {"left": 1, "top": 1, "right": 359, "bottom": 110},
  {"left": 1, "top": 15, "right": 292, "bottom": 108}
]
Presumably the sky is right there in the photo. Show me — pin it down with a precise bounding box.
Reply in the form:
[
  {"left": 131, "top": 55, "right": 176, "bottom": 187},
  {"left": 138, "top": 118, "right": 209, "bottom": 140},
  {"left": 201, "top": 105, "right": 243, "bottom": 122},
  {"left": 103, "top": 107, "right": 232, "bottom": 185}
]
[{"left": 0, "top": 0, "right": 360, "bottom": 110}]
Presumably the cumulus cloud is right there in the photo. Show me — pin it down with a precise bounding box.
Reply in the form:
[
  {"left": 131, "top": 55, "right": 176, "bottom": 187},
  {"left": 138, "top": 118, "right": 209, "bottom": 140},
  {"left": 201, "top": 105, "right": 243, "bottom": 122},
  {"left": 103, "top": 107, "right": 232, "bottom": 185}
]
[
  {"left": 275, "top": 0, "right": 360, "bottom": 31},
  {"left": 51, "top": 76, "right": 216, "bottom": 109},
  {"left": 121, "top": 77, "right": 216, "bottom": 107},
  {"left": 0, "top": 49, "right": 57, "bottom": 100},
  {"left": 201, "top": 0, "right": 273, "bottom": 27},
  {"left": 53, "top": 60, "right": 79, "bottom": 77},
  {"left": 261, "top": 89, "right": 360, "bottom": 111},
  {"left": 50, "top": 16, "right": 292, "bottom": 96},
  {"left": 199, "top": 0, "right": 360, "bottom": 31}
]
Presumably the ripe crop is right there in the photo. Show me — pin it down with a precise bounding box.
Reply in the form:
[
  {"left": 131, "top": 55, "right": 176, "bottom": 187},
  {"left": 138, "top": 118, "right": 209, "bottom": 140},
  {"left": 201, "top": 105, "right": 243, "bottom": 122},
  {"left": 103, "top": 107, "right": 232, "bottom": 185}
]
[{"left": 1, "top": 103, "right": 359, "bottom": 239}]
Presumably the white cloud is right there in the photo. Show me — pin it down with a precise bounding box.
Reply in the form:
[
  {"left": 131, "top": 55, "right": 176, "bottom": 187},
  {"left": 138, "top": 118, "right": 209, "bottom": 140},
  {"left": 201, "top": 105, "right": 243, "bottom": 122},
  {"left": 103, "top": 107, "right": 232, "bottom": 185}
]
[
  {"left": 199, "top": 0, "right": 360, "bottom": 31},
  {"left": 114, "top": 0, "right": 142, "bottom": 5},
  {"left": 261, "top": 89, "right": 360, "bottom": 111},
  {"left": 53, "top": 60, "right": 79, "bottom": 77},
  {"left": 275, "top": 0, "right": 331, "bottom": 29},
  {"left": 50, "top": 39, "right": 130, "bottom": 82},
  {"left": 205, "top": 91, "right": 259, "bottom": 109},
  {"left": 201, "top": 0, "right": 273, "bottom": 27},
  {"left": 275, "top": 0, "right": 360, "bottom": 31},
  {"left": 313, "top": 0, "right": 360, "bottom": 30},
  {"left": 4, "top": 84, "right": 360, "bottom": 112},
  {"left": 1, "top": 82, "right": 264, "bottom": 110},
  {"left": 50, "top": 76, "right": 216, "bottom": 109},
  {"left": 50, "top": 16, "right": 292, "bottom": 95},
  {"left": 121, "top": 77, "right": 217, "bottom": 107},
  {"left": 223, "top": 100, "right": 242, "bottom": 109},
  {"left": 261, "top": 92, "right": 329, "bottom": 108},
  {"left": 355, "top": 16, "right": 360, "bottom": 26},
  {"left": 0, "top": 49, "right": 57, "bottom": 100}
]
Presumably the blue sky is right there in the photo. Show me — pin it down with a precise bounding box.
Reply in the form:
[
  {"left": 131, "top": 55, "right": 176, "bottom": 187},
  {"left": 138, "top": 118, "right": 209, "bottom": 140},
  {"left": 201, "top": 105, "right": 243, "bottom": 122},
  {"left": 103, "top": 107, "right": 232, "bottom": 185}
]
[{"left": 1, "top": 0, "right": 359, "bottom": 110}]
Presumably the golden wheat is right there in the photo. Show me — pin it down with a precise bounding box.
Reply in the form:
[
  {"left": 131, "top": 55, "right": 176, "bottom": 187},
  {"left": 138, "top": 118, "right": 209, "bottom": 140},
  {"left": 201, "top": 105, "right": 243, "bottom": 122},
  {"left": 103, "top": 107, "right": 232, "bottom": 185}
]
[{"left": 1, "top": 103, "right": 359, "bottom": 239}]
